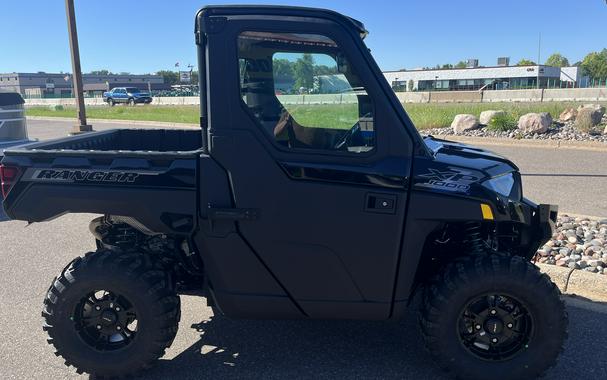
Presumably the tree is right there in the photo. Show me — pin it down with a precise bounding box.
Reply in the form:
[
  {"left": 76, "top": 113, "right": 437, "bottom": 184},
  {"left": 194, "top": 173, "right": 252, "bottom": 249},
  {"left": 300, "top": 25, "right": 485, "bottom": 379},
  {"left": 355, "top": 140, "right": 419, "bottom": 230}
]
[
  {"left": 545, "top": 53, "right": 570, "bottom": 67},
  {"left": 313, "top": 64, "right": 338, "bottom": 76},
  {"left": 272, "top": 58, "right": 294, "bottom": 81},
  {"left": 156, "top": 70, "right": 179, "bottom": 85},
  {"left": 88, "top": 69, "right": 112, "bottom": 75},
  {"left": 455, "top": 61, "right": 467, "bottom": 69},
  {"left": 581, "top": 49, "right": 607, "bottom": 80},
  {"left": 407, "top": 79, "right": 414, "bottom": 92},
  {"left": 516, "top": 59, "right": 536, "bottom": 66},
  {"left": 441, "top": 64, "right": 453, "bottom": 69},
  {"left": 293, "top": 53, "right": 314, "bottom": 91}
]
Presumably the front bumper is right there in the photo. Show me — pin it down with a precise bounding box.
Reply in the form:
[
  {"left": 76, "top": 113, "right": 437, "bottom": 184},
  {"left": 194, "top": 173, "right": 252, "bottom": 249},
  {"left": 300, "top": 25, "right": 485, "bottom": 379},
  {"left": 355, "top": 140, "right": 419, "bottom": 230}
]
[
  {"left": 134, "top": 97, "right": 153, "bottom": 104},
  {"left": 516, "top": 198, "right": 558, "bottom": 258},
  {"left": 533, "top": 202, "right": 559, "bottom": 242}
]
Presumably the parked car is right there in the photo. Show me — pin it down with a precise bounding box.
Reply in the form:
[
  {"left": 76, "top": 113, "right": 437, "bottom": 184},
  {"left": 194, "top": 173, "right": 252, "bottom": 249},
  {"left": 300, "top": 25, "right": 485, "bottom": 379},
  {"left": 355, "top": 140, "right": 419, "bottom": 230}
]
[
  {"left": 103, "top": 87, "right": 153, "bottom": 106},
  {"left": 1, "top": 6, "right": 566, "bottom": 380}
]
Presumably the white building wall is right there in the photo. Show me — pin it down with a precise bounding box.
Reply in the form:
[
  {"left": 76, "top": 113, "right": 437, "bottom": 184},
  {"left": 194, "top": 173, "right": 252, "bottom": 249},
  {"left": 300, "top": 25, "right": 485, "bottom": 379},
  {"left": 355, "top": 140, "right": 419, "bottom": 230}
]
[{"left": 383, "top": 66, "right": 579, "bottom": 89}]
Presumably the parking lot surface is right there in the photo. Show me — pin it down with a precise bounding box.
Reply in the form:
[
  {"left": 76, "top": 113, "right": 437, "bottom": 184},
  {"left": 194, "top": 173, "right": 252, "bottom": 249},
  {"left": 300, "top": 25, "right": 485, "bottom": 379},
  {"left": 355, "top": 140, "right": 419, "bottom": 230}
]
[{"left": 1, "top": 213, "right": 606, "bottom": 379}]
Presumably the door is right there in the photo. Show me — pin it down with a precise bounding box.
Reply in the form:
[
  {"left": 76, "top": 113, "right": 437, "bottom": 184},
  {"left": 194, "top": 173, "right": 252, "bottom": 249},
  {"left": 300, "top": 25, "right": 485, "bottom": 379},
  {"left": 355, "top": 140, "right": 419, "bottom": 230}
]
[{"left": 207, "top": 20, "right": 414, "bottom": 319}]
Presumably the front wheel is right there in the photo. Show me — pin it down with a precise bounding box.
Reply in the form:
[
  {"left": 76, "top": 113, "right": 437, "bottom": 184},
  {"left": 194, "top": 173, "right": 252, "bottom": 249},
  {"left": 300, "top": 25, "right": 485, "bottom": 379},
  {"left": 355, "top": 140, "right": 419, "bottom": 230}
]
[
  {"left": 128, "top": 98, "right": 135, "bottom": 106},
  {"left": 420, "top": 255, "right": 567, "bottom": 380},
  {"left": 42, "top": 250, "right": 180, "bottom": 377},
  {"left": 107, "top": 98, "right": 114, "bottom": 106}
]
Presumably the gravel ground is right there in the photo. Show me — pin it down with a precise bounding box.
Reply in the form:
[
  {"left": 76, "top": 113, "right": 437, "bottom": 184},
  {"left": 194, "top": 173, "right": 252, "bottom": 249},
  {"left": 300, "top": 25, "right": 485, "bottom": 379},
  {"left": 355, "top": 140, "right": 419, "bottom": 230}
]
[
  {"left": 422, "top": 118, "right": 607, "bottom": 143},
  {"left": 536, "top": 215, "right": 607, "bottom": 275}
]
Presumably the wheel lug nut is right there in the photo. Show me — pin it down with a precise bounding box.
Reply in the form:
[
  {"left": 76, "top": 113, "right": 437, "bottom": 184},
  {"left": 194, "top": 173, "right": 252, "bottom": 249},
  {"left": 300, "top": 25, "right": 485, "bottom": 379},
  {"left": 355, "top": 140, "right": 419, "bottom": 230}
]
[
  {"left": 115, "top": 307, "right": 120, "bottom": 312},
  {"left": 475, "top": 324, "right": 482, "bottom": 330},
  {"left": 491, "top": 338, "right": 498, "bottom": 343},
  {"left": 490, "top": 309, "right": 497, "bottom": 315},
  {"left": 96, "top": 325, "right": 102, "bottom": 330},
  {"left": 95, "top": 306, "right": 101, "bottom": 311},
  {"left": 116, "top": 326, "right": 121, "bottom": 331},
  {"left": 507, "top": 323, "right": 513, "bottom": 328}
]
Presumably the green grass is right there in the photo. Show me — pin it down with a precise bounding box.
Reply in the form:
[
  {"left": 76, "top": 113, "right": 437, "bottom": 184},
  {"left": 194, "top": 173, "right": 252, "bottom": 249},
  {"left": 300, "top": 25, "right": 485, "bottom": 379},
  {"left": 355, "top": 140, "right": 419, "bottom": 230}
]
[
  {"left": 486, "top": 113, "right": 518, "bottom": 132},
  {"left": 26, "top": 101, "right": 607, "bottom": 130},
  {"left": 401, "top": 102, "right": 605, "bottom": 129},
  {"left": 26, "top": 105, "right": 199, "bottom": 124}
]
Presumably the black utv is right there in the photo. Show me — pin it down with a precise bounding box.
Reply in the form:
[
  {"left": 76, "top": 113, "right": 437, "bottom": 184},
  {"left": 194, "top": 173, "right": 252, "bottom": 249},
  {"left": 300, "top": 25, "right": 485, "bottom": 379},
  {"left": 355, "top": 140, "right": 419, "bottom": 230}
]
[{"left": 0, "top": 5, "right": 566, "bottom": 380}]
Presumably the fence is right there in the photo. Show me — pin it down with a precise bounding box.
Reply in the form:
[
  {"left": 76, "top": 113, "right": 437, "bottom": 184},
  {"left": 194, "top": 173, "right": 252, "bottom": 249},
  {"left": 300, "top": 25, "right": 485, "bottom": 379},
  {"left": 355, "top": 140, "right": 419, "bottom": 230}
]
[{"left": 23, "top": 87, "right": 607, "bottom": 107}]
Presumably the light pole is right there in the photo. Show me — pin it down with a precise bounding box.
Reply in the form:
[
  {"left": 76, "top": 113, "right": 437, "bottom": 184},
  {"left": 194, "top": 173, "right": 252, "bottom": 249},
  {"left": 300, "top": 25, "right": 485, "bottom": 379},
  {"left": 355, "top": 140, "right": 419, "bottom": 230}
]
[
  {"left": 65, "top": 0, "right": 92, "bottom": 134},
  {"left": 434, "top": 76, "right": 438, "bottom": 91}
]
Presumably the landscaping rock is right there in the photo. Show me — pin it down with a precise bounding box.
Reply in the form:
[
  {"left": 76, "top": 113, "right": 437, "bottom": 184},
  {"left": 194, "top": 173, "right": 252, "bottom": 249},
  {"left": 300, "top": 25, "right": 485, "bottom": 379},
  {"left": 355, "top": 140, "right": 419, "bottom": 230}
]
[
  {"left": 517, "top": 112, "right": 552, "bottom": 134},
  {"left": 604, "top": 125, "right": 607, "bottom": 135},
  {"left": 479, "top": 110, "right": 505, "bottom": 125},
  {"left": 451, "top": 114, "right": 479, "bottom": 134},
  {"left": 577, "top": 104, "right": 606, "bottom": 116},
  {"left": 530, "top": 215, "right": 607, "bottom": 276},
  {"left": 576, "top": 106, "right": 604, "bottom": 128},
  {"left": 559, "top": 108, "right": 577, "bottom": 122}
]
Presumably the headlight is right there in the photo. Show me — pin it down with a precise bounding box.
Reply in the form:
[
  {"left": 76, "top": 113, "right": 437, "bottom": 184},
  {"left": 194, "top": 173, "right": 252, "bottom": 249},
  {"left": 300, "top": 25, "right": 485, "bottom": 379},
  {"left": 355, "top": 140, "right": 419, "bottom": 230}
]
[{"left": 482, "top": 173, "right": 516, "bottom": 197}]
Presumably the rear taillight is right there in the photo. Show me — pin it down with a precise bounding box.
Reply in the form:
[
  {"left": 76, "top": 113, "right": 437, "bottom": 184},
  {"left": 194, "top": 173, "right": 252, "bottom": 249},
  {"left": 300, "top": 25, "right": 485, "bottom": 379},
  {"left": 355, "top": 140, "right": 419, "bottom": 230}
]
[{"left": 0, "top": 165, "right": 20, "bottom": 199}]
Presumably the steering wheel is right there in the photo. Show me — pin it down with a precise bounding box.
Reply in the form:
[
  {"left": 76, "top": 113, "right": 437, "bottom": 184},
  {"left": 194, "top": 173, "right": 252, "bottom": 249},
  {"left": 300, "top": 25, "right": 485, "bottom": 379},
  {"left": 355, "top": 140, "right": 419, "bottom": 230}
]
[{"left": 334, "top": 122, "right": 361, "bottom": 151}]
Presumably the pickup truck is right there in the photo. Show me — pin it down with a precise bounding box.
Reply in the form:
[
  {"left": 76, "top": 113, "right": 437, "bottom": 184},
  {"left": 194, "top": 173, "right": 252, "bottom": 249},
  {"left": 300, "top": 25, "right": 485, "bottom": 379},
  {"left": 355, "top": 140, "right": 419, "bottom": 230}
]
[
  {"left": 1, "top": 6, "right": 566, "bottom": 380},
  {"left": 102, "top": 87, "right": 153, "bottom": 106}
]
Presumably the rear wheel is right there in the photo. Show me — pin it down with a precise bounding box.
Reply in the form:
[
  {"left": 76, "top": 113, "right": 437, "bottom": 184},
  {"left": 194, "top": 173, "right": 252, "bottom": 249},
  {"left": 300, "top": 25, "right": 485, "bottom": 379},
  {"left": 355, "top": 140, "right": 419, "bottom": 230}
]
[
  {"left": 42, "top": 250, "right": 180, "bottom": 377},
  {"left": 420, "top": 254, "right": 567, "bottom": 380}
]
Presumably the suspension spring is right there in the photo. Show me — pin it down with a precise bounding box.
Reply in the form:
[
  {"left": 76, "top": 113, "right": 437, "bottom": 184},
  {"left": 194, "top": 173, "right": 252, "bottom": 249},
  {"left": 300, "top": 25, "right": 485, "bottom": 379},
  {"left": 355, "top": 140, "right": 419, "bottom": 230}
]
[{"left": 463, "top": 223, "right": 486, "bottom": 255}]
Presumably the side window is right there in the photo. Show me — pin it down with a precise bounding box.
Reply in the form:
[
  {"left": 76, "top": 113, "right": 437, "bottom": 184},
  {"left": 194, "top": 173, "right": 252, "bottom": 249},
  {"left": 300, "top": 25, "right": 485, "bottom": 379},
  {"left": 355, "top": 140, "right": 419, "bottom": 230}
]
[{"left": 238, "top": 31, "right": 375, "bottom": 153}]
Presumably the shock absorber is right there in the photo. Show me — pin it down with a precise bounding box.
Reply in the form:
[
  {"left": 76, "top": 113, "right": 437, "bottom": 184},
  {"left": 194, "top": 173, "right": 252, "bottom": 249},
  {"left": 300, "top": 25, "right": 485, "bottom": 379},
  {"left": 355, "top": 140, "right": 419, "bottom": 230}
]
[{"left": 462, "top": 222, "right": 486, "bottom": 255}]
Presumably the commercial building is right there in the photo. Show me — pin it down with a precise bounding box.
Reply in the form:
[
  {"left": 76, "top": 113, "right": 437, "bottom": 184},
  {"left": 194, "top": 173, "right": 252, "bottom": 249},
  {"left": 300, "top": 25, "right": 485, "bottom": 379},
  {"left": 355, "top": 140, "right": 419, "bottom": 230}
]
[
  {"left": 0, "top": 72, "right": 166, "bottom": 98},
  {"left": 383, "top": 60, "right": 585, "bottom": 92}
]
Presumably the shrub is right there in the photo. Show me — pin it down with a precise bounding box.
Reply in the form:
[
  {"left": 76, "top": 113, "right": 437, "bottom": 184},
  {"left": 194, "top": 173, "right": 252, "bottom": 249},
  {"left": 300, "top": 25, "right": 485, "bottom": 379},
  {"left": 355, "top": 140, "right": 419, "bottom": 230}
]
[
  {"left": 487, "top": 113, "right": 517, "bottom": 131},
  {"left": 48, "top": 104, "right": 64, "bottom": 111},
  {"left": 574, "top": 108, "right": 595, "bottom": 132}
]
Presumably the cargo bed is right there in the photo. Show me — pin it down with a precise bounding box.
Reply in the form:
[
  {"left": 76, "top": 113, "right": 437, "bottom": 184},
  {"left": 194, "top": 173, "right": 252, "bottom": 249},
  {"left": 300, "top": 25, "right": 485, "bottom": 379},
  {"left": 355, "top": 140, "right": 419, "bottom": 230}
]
[
  {"left": 8, "top": 128, "right": 202, "bottom": 156},
  {"left": 1, "top": 128, "right": 202, "bottom": 233}
]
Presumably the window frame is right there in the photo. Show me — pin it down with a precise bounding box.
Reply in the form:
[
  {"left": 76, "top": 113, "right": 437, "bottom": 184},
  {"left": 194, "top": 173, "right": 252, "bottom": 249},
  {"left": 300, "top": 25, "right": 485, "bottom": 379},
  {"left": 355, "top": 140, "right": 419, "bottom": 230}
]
[{"left": 234, "top": 27, "right": 378, "bottom": 158}]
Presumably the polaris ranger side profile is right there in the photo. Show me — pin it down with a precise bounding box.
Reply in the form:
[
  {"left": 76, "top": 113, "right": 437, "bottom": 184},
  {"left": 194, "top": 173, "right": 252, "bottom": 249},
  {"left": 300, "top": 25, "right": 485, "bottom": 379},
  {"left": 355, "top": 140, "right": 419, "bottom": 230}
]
[{"left": 1, "top": 6, "right": 566, "bottom": 379}]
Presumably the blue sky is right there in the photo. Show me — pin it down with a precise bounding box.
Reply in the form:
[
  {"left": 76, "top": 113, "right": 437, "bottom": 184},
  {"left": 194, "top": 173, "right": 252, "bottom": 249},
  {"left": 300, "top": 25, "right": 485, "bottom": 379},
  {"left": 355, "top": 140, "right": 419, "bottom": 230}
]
[{"left": 1, "top": 0, "right": 606, "bottom": 74}]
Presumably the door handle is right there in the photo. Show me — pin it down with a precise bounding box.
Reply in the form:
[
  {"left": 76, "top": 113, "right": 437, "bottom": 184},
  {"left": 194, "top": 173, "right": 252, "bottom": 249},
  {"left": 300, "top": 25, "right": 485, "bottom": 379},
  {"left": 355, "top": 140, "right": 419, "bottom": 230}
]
[{"left": 365, "top": 193, "right": 397, "bottom": 214}]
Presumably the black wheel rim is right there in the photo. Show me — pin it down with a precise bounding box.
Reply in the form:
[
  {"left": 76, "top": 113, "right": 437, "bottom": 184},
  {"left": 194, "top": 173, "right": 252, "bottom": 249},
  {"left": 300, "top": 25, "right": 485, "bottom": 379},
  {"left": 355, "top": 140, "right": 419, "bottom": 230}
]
[
  {"left": 457, "top": 293, "right": 533, "bottom": 361},
  {"left": 73, "top": 290, "right": 138, "bottom": 351}
]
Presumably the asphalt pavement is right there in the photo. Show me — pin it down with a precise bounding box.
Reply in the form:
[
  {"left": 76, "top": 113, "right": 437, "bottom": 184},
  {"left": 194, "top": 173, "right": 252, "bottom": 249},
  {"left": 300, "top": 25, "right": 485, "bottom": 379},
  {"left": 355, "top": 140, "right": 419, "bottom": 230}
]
[
  {"left": 1, "top": 118, "right": 607, "bottom": 379},
  {"left": 0, "top": 213, "right": 606, "bottom": 379}
]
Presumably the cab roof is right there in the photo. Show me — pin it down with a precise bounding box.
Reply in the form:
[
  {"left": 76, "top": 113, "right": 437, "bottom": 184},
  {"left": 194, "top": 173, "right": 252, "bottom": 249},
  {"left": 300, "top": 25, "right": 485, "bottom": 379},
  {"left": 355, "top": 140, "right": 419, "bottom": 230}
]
[{"left": 195, "top": 5, "right": 368, "bottom": 38}]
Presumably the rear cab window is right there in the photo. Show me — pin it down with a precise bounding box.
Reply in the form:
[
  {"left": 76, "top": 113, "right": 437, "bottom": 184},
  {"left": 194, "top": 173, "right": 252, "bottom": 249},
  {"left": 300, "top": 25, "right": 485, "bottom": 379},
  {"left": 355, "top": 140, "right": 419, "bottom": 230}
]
[{"left": 237, "top": 31, "right": 375, "bottom": 154}]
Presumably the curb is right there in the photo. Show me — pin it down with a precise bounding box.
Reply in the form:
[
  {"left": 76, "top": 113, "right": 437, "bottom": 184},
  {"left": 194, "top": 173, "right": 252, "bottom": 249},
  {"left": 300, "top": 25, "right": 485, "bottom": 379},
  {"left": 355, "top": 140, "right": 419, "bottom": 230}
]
[
  {"left": 438, "top": 135, "right": 607, "bottom": 152},
  {"left": 536, "top": 263, "right": 607, "bottom": 302},
  {"left": 26, "top": 116, "right": 198, "bottom": 129}
]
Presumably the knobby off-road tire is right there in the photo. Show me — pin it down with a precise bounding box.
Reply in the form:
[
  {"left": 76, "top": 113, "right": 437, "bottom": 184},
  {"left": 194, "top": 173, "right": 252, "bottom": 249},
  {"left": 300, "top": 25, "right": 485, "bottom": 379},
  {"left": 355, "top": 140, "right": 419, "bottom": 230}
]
[
  {"left": 420, "top": 254, "right": 567, "bottom": 380},
  {"left": 42, "top": 249, "right": 180, "bottom": 378}
]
